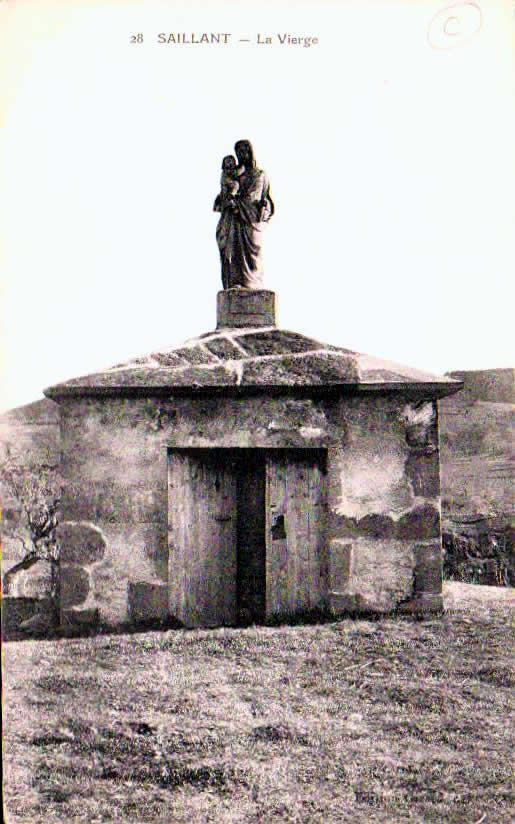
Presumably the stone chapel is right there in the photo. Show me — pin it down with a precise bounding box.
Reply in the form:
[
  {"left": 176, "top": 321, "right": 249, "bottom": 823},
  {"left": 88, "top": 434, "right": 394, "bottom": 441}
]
[{"left": 41, "top": 288, "right": 462, "bottom": 628}]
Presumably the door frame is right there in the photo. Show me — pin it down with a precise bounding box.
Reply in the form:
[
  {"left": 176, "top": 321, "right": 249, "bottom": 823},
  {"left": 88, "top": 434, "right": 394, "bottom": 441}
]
[{"left": 167, "top": 447, "right": 328, "bottom": 626}]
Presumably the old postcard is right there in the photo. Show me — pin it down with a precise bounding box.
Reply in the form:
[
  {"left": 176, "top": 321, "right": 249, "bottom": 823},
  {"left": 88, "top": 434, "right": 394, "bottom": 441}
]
[{"left": 1, "top": 1, "right": 513, "bottom": 821}]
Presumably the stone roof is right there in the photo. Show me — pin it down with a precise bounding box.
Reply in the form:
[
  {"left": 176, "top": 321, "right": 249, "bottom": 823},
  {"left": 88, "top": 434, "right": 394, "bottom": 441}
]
[{"left": 44, "top": 326, "right": 462, "bottom": 400}]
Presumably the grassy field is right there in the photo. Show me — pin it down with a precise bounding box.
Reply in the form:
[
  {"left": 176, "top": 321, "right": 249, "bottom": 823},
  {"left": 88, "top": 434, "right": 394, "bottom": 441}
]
[{"left": 3, "top": 583, "right": 514, "bottom": 824}]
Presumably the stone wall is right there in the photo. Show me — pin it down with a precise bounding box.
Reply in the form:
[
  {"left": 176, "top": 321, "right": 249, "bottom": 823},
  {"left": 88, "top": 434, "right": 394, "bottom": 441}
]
[
  {"left": 325, "top": 397, "right": 441, "bottom": 613},
  {"left": 57, "top": 392, "right": 442, "bottom": 624}
]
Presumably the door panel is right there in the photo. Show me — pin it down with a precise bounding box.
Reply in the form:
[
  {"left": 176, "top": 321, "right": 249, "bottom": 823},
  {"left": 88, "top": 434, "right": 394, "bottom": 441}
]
[
  {"left": 168, "top": 451, "right": 237, "bottom": 627},
  {"left": 266, "top": 451, "right": 326, "bottom": 617},
  {"left": 236, "top": 453, "right": 266, "bottom": 623}
]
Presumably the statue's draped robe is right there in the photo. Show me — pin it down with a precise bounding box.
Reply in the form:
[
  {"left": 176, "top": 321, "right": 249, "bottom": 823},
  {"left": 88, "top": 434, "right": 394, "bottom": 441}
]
[{"left": 215, "top": 167, "right": 273, "bottom": 289}]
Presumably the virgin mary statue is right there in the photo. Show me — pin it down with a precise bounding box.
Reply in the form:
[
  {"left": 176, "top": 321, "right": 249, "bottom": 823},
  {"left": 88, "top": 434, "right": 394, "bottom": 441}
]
[{"left": 214, "top": 140, "right": 274, "bottom": 289}]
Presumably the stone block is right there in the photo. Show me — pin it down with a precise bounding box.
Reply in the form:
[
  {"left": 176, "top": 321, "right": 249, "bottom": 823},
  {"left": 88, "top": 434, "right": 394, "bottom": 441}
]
[
  {"left": 2, "top": 597, "right": 50, "bottom": 634},
  {"left": 329, "top": 591, "right": 379, "bottom": 614},
  {"left": 173, "top": 347, "right": 217, "bottom": 366},
  {"left": 329, "top": 540, "right": 353, "bottom": 590},
  {"left": 151, "top": 352, "right": 185, "bottom": 367},
  {"left": 414, "top": 542, "right": 443, "bottom": 594},
  {"left": 343, "top": 538, "right": 415, "bottom": 611},
  {"left": 19, "top": 609, "right": 54, "bottom": 635},
  {"left": 328, "top": 511, "right": 358, "bottom": 539},
  {"left": 61, "top": 565, "right": 90, "bottom": 608},
  {"left": 203, "top": 337, "right": 246, "bottom": 360},
  {"left": 58, "top": 522, "right": 107, "bottom": 565},
  {"left": 357, "top": 513, "right": 395, "bottom": 539},
  {"left": 405, "top": 451, "right": 440, "bottom": 498},
  {"left": 169, "top": 366, "right": 239, "bottom": 387},
  {"left": 237, "top": 330, "right": 320, "bottom": 357},
  {"left": 398, "top": 594, "right": 444, "bottom": 614},
  {"left": 20, "top": 561, "right": 52, "bottom": 598},
  {"left": 63, "top": 607, "right": 100, "bottom": 628},
  {"left": 241, "top": 353, "right": 359, "bottom": 386},
  {"left": 217, "top": 289, "right": 276, "bottom": 328},
  {"left": 396, "top": 504, "right": 440, "bottom": 540},
  {"left": 128, "top": 581, "right": 168, "bottom": 622}
]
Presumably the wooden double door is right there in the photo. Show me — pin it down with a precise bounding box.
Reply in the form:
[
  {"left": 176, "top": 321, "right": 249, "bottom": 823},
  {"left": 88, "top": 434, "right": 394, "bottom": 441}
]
[{"left": 168, "top": 448, "right": 326, "bottom": 627}]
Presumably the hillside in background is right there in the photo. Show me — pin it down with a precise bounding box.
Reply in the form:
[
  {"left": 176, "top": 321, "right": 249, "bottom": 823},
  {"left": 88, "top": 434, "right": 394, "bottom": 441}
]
[
  {"left": 439, "top": 369, "right": 514, "bottom": 583},
  {"left": 0, "top": 398, "right": 61, "bottom": 568},
  {"left": 439, "top": 369, "right": 513, "bottom": 522},
  {"left": 0, "top": 397, "right": 60, "bottom": 465}
]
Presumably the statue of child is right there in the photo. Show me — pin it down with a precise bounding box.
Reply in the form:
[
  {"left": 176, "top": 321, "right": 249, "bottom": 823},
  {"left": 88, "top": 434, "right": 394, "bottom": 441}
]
[{"left": 214, "top": 154, "right": 244, "bottom": 212}]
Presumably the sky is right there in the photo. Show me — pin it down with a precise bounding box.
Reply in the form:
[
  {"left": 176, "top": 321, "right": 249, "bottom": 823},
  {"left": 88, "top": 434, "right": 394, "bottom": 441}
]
[{"left": 0, "top": 0, "right": 513, "bottom": 413}]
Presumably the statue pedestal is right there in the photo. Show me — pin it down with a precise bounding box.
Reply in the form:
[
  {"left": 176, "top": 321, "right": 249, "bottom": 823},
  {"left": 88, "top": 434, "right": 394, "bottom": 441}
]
[{"left": 216, "top": 289, "right": 276, "bottom": 329}]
